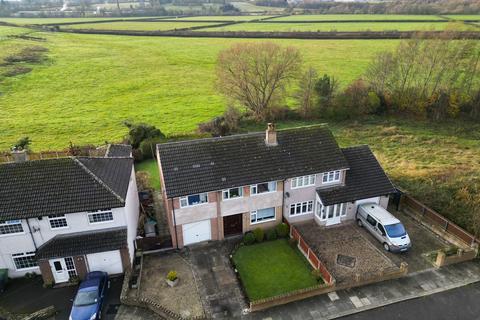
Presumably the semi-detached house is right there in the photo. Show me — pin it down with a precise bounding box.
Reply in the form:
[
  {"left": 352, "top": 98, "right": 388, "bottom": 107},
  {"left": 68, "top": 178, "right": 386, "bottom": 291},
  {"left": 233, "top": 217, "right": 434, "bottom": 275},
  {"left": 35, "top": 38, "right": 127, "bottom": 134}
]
[
  {"left": 0, "top": 145, "right": 139, "bottom": 285},
  {"left": 157, "top": 124, "right": 396, "bottom": 248}
]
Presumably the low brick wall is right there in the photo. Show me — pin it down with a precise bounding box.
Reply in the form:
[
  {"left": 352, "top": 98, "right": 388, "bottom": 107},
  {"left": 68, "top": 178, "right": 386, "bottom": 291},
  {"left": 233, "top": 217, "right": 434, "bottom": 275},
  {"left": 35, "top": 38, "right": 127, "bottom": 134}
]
[
  {"left": 291, "top": 226, "right": 335, "bottom": 285},
  {"left": 435, "top": 248, "right": 478, "bottom": 268},
  {"left": 22, "top": 306, "right": 55, "bottom": 320}
]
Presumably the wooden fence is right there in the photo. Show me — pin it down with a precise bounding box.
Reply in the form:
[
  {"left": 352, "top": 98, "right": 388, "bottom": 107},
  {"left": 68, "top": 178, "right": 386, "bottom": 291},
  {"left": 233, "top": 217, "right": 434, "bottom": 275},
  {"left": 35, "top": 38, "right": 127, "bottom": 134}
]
[
  {"left": 291, "top": 225, "right": 334, "bottom": 285},
  {"left": 402, "top": 194, "right": 478, "bottom": 247}
]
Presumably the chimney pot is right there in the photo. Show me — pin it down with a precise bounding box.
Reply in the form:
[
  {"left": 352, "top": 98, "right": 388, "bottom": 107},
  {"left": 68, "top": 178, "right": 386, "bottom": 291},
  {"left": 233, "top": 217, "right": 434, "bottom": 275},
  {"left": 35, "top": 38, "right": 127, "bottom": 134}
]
[
  {"left": 11, "top": 150, "right": 28, "bottom": 163},
  {"left": 265, "top": 123, "right": 277, "bottom": 146}
]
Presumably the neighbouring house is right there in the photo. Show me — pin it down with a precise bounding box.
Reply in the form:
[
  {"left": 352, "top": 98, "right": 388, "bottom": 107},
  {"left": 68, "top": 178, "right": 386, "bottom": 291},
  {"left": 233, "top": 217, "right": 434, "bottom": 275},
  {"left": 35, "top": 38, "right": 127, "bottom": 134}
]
[
  {"left": 0, "top": 145, "right": 139, "bottom": 285},
  {"left": 156, "top": 124, "right": 396, "bottom": 248}
]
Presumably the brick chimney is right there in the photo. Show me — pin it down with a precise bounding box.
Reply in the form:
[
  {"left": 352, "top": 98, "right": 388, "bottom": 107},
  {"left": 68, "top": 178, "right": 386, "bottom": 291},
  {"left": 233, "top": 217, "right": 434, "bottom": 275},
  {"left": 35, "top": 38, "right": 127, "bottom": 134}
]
[
  {"left": 265, "top": 123, "right": 277, "bottom": 146},
  {"left": 11, "top": 149, "right": 28, "bottom": 162}
]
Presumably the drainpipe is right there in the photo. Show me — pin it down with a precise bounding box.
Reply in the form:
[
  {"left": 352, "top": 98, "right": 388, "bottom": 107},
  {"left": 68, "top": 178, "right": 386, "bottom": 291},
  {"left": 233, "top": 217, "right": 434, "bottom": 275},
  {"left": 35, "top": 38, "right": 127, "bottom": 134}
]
[
  {"left": 282, "top": 179, "right": 286, "bottom": 223},
  {"left": 171, "top": 198, "right": 178, "bottom": 249},
  {"left": 26, "top": 219, "right": 38, "bottom": 250}
]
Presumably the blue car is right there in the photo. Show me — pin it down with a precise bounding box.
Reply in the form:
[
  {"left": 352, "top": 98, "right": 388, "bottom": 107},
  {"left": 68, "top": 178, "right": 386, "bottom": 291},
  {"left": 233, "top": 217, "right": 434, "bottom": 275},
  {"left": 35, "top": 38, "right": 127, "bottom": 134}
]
[{"left": 69, "top": 271, "right": 108, "bottom": 320}]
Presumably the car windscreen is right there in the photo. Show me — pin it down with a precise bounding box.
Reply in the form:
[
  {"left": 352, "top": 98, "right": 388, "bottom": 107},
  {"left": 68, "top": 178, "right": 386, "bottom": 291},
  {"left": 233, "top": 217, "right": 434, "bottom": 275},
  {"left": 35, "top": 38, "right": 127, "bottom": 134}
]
[
  {"left": 384, "top": 223, "right": 406, "bottom": 238},
  {"left": 74, "top": 289, "right": 98, "bottom": 306}
]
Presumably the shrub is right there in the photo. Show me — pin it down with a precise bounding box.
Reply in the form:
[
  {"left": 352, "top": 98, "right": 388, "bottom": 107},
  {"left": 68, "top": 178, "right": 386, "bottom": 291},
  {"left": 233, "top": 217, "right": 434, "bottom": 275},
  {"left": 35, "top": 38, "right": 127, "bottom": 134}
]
[
  {"left": 123, "top": 120, "right": 165, "bottom": 149},
  {"left": 253, "top": 228, "right": 265, "bottom": 243},
  {"left": 166, "top": 270, "right": 177, "bottom": 281},
  {"left": 266, "top": 228, "right": 277, "bottom": 241},
  {"left": 43, "top": 281, "right": 54, "bottom": 289},
  {"left": 12, "top": 136, "right": 31, "bottom": 151},
  {"left": 275, "top": 223, "right": 289, "bottom": 238},
  {"left": 288, "top": 237, "right": 298, "bottom": 248},
  {"left": 243, "top": 232, "right": 256, "bottom": 245},
  {"left": 311, "top": 269, "right": 323, "bottom": 282},
  {"left": 69, "top": 275, "right": 80, "bottom": 284},
  {"left": 136, "top": 171, "right": 151, "bottom": 191},
  {"left": 197, "top": 105, "right": 241, "bottom": 137},
  {"left": 139, "top": 137, "right": 165, "bottom": 159}
]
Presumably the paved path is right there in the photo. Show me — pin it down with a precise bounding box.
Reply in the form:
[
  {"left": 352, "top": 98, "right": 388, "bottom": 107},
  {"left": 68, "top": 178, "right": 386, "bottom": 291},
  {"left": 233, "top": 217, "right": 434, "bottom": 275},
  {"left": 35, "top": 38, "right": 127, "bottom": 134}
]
[
  {"left": 339, "top": 281, "right": 480, "bottom": 320},
  {"left": 251, "top": 260, "right": 480, "bottom": 320}
]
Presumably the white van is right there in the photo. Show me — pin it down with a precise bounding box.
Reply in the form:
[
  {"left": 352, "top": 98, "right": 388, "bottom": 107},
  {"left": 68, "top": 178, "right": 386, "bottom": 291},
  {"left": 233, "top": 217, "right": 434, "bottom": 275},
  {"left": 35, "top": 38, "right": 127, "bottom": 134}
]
[{"left": 356, "top": 203, "right": 411, "bottom": 252}]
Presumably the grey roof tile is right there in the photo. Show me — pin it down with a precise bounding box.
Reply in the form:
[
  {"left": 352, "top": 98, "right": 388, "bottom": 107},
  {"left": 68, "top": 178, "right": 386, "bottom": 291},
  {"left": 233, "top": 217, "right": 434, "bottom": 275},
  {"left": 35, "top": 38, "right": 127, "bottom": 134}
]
[
  {"left": 157, "top": 125, "right": 349, "bottom": 198},
  {"left": 317, "top": 145, "right": 396, "bottom": 205}
]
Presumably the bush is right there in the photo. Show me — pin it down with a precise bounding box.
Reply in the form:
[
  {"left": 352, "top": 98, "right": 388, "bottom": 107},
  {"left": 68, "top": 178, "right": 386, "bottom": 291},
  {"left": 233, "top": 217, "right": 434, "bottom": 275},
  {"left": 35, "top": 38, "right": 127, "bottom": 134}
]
[
  {"left": 197, "top": 105, "right": 241, "bottom": 137},
  {"left": 311, "top": 269, "right": 323, "bottom": 282},
  {"left": 43, "top": 281, "right": 54, "bottom": 289},
  {"left": 139, "top": 137, "right": 165, "bottom": 159},
  {"left": 123, "top": 121, "right": 165, "bottom": 149},
  {"left": 275, "top": 223, "right": 289, "bottom": 238},
  {"left": 288, "top": 237, "right": 298, "bottom": 248},
  {"left": 266, "top": 228, "right": 277, "bottom": 241},
  {"left": 136, "top": 171, "right": 151, "bottom": 191},
  {"left": 243, "top": 232, "right": 256, "bottom": 245},
  {"left": 12, "top": 136, "right": 31, "bottom": 151},
  {"left": 253, "top": 228, "right": 264, "bottom": 243},
  {"left": 166, "top": 270, "right": 177, "bottom": 281}
]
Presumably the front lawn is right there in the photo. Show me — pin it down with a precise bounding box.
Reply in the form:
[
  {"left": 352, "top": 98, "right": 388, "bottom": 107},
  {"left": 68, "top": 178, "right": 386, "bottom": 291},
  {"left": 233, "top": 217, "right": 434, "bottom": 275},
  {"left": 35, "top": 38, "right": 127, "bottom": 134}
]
[{"left": 232, "top": 239, "right": 319, "bottom": 301}]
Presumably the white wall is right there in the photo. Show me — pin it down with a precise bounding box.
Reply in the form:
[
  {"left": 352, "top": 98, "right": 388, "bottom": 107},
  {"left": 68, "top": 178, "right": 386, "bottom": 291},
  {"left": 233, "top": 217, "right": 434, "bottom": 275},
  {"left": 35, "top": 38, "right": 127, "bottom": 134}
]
[
  {"left": 123, "top": 168, "right": 140, "bottom": 262},
  {"left": 0, "top": 220, "right": 39, "bottom": 278}
]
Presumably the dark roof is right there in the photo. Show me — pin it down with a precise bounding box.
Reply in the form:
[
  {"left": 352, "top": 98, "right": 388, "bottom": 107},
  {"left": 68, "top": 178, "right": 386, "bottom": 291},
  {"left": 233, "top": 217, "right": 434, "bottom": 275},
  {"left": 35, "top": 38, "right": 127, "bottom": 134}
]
[
  {"left": 0, "top": 157, "right": 133, "bottom": 220},
  {"left": 316, "top": 145, "right": 395, "bottom": 206},
  {"left": 36, "top": 227, "right": 127, "bottom": 259},
  {"left": 106, "top": 144, "right": 132, "bottom": 158},
  {"left": 157, "top": 125, "right": 349, "bottom": 198}
]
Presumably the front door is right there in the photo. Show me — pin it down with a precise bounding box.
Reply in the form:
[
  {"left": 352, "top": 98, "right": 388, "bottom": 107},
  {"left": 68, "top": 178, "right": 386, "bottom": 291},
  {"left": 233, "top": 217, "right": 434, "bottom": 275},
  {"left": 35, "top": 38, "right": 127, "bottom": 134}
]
[
  {"left": 223, "top": 214, "right": 243, "bottom": 237},
  {"left": 325, "top": 203, "right": 346, "bottom": 226},
  {"left": 49, "top": 258, "right": 69, "bottom": 283}
]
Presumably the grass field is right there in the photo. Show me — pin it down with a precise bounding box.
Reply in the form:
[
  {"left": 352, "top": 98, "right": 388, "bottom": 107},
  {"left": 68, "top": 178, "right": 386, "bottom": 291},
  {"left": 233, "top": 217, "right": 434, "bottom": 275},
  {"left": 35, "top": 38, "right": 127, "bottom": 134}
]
[
  {"left": 63, "top": 21, "right": 219, "bottom": 31},
  {"left": 233, "top": 239, "right": 319, "bottom": 300},
  {"left": 0, "top": 30, "right": 399, "bottom": 150},
  {"left": 0, "top": 17, "right": 159, "bottom": 25},
  {"left": 269, "top": 14, "right": 447, "bottom": 21},
  {"left": 176, "top": 15, "right": 273, "bottom": 21},
  {"left": 444, "top": 15, "right": 480, "bottom": 21},
  {"left": 201, "top": 21, "right": 462, "bottom": 32}
]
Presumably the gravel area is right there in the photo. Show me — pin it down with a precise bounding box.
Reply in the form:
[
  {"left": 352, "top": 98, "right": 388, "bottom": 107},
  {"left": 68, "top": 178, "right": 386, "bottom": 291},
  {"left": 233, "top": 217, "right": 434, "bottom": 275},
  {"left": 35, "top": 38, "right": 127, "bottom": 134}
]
[
  {"left": 296, "top": 222, "right": 397, "bottom": 284},
  {"left": 140, "top": 253, "right": 204, "bottom": 319}
]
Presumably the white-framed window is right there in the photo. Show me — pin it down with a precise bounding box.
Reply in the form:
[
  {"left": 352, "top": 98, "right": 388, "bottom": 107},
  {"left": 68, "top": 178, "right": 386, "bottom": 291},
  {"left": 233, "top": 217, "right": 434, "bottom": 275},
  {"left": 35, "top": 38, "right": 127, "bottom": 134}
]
[
  {"left": 222, "top": 187, "right": 243, "bottom": 200},
  {"left": 322, "top": 170, "right": 341, "bottom": 184},
  {"left": 88, "top": 211, "right": 114, "bottom": 224},
  {"left": 64, "top": 257, "right": 77, "bottom": 278},
  {"left": 48, "top": 214, "right": 68, "bottom": 229},
  {"left": 251, "top": 181, "right": 277, "bottom": 195},
  {"left": 180, "top": 193, "right": 208, "bottom": 208},
  {"left": 250, "top": 207, "right": 276, "bottom": 224},
  {"left": 289, "top": 201, "right": 314, "bottom": 216},
  {"left": 317, "top": 203, "right": 347, "bottom": 221},
  {"left": 12, "top": 252, "right": 37, "bottom": 270},
  {"left": 291, "top": 175, "right": 316, "bottom": 189},
  {"left": 0, "top": 220, "right": 24, "bottom": 235}
]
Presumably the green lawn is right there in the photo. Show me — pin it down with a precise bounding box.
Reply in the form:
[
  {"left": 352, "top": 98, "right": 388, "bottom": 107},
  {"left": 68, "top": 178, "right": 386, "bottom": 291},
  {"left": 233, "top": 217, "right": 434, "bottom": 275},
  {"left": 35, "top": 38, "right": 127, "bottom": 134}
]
[
  {"left": 269, "top": 14, "right": 447, "bottom": 21},
  {"left": 63, "top": 21, "right": 218, "bottom": 31},
  {"left": 0, "top": 30, "right": 398, "bottom": 150},
  {"left": 233, "top": 239, "right": 319, "bottom": 301},
  {"left": 201, "top": 21, "right": 462, "bottom": 32},
  {"left": 135, "top": 159, "right": 160, "bottom": 190}
]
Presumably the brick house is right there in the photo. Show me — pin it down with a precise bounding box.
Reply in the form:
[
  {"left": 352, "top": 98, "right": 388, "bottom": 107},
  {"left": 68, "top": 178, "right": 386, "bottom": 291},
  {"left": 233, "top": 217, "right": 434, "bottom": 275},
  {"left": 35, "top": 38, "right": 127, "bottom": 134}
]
[{"left": 156, "top": 124, "right": 395, "bottom": 248}]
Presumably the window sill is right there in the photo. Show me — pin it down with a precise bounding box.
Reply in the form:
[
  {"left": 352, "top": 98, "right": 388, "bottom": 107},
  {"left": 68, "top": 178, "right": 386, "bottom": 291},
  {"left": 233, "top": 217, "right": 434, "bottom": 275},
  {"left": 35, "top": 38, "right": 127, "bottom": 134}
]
[
  {"left": 15, "top": 266, "right": 39, "bottom": 272},
  {"left": 49, "top": 226, "right": 70, "bottom": 231},
  {"left": 289, "top": 211, "right": 313, "bottom": 217},
  {"left": 179, "top": 202, "right": 210, "bottom": 209},
  {"left": 250, "top": 217, "right": 276, "bottom": 225},
  {"left": 222, "top": 196, "right": 244, "bottom": 202},
  {"left": 251, "top": 191, "right": 277, "bottom": 197},
  {"left": 88, "top": 220, "right": 114, "bottom": 225}
]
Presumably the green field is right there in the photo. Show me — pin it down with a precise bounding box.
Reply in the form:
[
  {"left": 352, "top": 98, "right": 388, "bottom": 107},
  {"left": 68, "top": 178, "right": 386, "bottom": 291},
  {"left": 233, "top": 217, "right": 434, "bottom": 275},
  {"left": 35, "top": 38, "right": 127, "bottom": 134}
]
[
  {"left": 0, "top": 29, "right": 399, "bottom": 150},
  {"left": 269, "top": 14, "right": 447, "bottom": 21},
  {"left": 0, "top": 17, "right": 159, "bottom": 25},
  {"left": 63, "top": 21, "right": 218, "bottom": 31},
  {"left": 176, "top": 15, "right": 273, "bottom": 21},
  {"left": 201, "top": 21, "right": 461, "bottom": 32},
  {"left": 230, "top": 1, "right": 285, "bottom": 13},
  {"left": 0, "top": 25, "right": 32, "bottom": 38},
  {"left": 444, "top": 15, "right": 480, "bottom": 21}
]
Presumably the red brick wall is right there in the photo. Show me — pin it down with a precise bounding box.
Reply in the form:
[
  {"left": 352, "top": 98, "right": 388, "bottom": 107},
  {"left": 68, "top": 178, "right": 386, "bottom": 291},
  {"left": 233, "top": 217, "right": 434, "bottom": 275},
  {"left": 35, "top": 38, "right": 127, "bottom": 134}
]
[
  {"left": 73, "top": 256, "right": 88, "bottom": 280},
  {"left": 38, "top": 259, "right": 53, "bottom": 285},
  {"left": 120, "top": 247, "right": 131, "bottom": 272},
  {"left": 211, "top": 217, "right": 219, "bottom": 241}
]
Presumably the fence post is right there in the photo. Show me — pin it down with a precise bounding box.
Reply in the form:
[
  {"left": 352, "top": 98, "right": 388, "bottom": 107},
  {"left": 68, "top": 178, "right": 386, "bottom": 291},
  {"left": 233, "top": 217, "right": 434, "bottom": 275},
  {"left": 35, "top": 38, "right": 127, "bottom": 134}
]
[
  {"left": 444, "top": 220, "right": 449, "bottom": 231},
  {"left": 422, "top": 206, "right": 426, "bottom": 217}
]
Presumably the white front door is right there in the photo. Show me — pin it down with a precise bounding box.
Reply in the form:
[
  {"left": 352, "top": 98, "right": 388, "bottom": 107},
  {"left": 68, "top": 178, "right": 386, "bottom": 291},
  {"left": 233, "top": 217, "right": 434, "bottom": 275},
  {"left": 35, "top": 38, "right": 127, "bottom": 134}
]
[
  {"left": 183, "top": 220, "right": 211, "bottom": 246},
  {"left": 50, "top": 258, "right": 69, "bottom": 283}
]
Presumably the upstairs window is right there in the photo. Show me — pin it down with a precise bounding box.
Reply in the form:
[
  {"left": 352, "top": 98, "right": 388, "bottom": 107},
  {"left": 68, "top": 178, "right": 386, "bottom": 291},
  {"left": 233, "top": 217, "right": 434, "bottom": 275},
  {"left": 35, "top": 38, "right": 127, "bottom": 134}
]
[
  {"left": 322, "top": 170, "right": 341, "bottom": 184},
  {"left": 291, "top": 175, "right": 316, "bottom": 189},
  {"left": 180, "top": 193, "right": 208, "bottom": 208},
  {"left": 222, "top": 187, "right": 243, "bottom": 200},
  {"left": 48, "top": 214, "right": 68, "bottom": 229},
  {"left": 251, "top": 181, "right": 277, "bottom": 195},
  {"left": 88, "top": 211, "right": 114, "bottom": 224},
  {"left": 0, "top": 220, "right": 24, "bottom": 235}
]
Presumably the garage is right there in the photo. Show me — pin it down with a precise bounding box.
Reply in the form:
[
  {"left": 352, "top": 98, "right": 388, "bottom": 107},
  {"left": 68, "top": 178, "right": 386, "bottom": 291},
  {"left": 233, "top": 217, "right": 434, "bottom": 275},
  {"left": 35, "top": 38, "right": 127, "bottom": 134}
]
[
  {"left": 87, "top": 250, "right": 123, "bottom": 275},
  {"left": 183, "top": 220, "right": 211, "bottom": 246}
]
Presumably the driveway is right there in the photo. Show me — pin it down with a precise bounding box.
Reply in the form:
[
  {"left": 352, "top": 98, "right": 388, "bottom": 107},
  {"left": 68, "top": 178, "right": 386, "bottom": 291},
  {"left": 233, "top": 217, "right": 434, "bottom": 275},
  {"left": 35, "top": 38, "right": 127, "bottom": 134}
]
[
  {"left": 0, "top": 275, "right": 123, "bottom": 320},
  {"left": 183, "top": 239, "right": 247, "bottom": 319}
]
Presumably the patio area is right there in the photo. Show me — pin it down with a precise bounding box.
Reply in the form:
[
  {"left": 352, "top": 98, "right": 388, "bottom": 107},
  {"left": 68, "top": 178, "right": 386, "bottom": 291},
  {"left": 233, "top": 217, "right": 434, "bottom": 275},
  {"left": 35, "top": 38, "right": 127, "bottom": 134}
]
[{"left": 295, "top": 222, "right": 398, "bottom": 284}]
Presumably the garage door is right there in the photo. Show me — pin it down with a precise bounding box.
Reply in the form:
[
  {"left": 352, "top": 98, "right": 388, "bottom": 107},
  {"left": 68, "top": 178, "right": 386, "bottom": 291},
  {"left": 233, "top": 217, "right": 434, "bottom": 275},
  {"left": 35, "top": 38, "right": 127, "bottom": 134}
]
[
  {"left": 183, "top": 220, "right": 211, "bottom": 246},
  {"left": 87, "top": 250, "right": 123, "bottom": 275}
]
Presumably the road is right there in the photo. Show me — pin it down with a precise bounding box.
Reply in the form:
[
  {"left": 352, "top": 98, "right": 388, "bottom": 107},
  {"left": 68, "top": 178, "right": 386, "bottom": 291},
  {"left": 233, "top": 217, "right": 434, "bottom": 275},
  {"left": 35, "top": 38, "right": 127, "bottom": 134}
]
[{"left": 340, "top": 282, "right": 480, "bottom": 320}]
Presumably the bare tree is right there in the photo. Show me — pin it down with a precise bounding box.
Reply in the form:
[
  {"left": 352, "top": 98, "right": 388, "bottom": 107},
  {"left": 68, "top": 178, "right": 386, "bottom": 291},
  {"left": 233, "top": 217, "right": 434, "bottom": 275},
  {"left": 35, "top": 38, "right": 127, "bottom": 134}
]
[
  {"left": 216, "top": 42, "right": 302, "bottom": 121},
  {"left": 295, "top": 67, "right": 318, "bottom": 119}
]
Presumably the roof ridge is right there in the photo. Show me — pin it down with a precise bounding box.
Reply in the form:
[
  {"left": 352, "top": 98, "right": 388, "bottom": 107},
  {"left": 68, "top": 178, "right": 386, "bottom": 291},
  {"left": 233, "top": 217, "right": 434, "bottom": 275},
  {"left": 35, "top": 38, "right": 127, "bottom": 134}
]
[
  {"left": 157, "top": 124, "right": 331, "bottom": 148},
  {"left": 73, "top": 157, "right": 126, "bottom": 203}
]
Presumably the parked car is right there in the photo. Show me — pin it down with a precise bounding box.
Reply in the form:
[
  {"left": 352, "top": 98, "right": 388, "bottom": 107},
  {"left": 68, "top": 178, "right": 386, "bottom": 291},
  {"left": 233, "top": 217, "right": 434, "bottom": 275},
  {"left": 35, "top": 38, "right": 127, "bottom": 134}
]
[
  {"left": 356, "top": 203, "right": 411, "bottom": 252},
  {"left": 69, "top": 271, "right": 108, "bottom": 320}
]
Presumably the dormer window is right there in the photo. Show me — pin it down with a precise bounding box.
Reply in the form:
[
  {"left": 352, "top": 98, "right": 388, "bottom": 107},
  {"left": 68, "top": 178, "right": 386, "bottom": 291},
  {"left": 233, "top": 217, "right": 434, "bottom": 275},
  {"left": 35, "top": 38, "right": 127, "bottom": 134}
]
[
  {"left": 180, "top": 193, "right": 208, "bottom": 208},
  {"left": 322, "top": 170, "right": 341, "bottom": 184}
]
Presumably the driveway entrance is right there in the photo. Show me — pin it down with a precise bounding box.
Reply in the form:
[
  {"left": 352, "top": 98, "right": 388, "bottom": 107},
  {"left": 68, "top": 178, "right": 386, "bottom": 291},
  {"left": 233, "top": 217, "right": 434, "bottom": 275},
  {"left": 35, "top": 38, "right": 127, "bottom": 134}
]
[{"left": 223, "top": 214, "right": 243, "bottom": 237}]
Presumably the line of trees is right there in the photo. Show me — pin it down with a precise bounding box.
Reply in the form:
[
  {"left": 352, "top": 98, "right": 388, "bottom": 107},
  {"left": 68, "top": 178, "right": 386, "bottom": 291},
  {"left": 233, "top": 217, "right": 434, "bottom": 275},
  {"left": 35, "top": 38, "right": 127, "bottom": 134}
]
[{"left": 200, "top": 32, "right": 479, "bottom": 135}]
